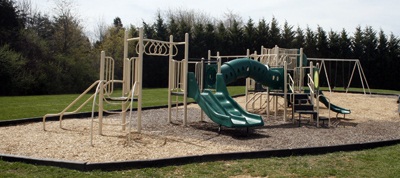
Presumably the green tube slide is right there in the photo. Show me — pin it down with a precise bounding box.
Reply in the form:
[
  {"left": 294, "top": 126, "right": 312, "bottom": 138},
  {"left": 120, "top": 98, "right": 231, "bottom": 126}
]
[
  {"left": 187, "top": 58, "right": 284, "bottom": 128},
  {"left": 220, "top": 58, "right": 284, "bottom": 90}
]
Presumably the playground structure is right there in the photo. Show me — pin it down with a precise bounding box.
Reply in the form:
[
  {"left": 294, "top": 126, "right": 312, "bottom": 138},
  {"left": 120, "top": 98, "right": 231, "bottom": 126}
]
[
  {"left": 42, "top": 28, "right": 363, "bottom": 145},
  {"left": 209, "top": 45, "right": 353, "bottom": 127},
  {"left": 43, "top": 28, "right": 190, "bottom": 144}
]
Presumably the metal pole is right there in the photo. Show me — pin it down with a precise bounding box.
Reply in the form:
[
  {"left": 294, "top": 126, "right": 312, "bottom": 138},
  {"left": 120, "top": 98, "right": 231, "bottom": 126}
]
[
  {"left": 183, "top": 33, "right": 189, "bottom": 126},
  {"left": 98, "top": 51, "right": 105, "bottom": 134},
  {"left": 168, "top": 35, "right": 173, "bottom": 123},
  {"left": 137, "top": 28, "right": 144, "bottom": 133},
  {"left": 284, "top": 61, "right": 288, "bottom": 121}
]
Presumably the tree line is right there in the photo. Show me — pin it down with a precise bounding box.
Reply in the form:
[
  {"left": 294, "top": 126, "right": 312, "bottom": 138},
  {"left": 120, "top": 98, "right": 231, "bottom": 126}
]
[{"left": 1, "top": 0, "right": 399, "bottom": 95}]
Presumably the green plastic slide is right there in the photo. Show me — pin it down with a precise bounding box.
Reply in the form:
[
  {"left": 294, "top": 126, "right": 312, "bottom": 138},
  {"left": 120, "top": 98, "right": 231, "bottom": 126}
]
[
  {"left": 318, "top": 91, "right": 351, "bottom": 115},
  {"left": 187, "top": 58, "right": 286, "bottom": 128},
  {"left": 187, "top": 72, "right": 264, "bottom": 128}
]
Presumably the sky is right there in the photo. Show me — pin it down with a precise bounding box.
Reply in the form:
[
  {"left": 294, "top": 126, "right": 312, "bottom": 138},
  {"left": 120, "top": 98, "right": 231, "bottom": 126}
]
[{"left": 29, "top": 0, "right": 400, "bottom": 41}]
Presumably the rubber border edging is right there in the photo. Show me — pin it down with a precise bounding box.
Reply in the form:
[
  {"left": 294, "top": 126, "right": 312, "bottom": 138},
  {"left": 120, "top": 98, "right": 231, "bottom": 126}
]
[{"left": 1, "top": 139, "right": 399, "bottom": 171}]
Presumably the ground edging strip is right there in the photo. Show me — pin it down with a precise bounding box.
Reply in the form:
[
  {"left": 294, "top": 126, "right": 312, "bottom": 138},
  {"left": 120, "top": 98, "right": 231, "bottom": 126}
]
[{"left": 1, "top": 139, "right": 399, "bottom": 171}]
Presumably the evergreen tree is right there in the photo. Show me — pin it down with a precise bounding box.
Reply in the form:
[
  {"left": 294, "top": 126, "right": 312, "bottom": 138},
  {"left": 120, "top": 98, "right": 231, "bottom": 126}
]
[
  {"left": 191, "top": 22, "right": 206, "bottom": 57},
  {"left": 338, "top": 29, "right": 352, "bottom": 58},
  {"left": 293, "top": 26, "right": 305, "bottom": 48},
  {"left": 362, "top": 26, "right": 378, "bottom": 61},
  {"left": 304, "top": 26, "right": 317, "bottom": 57},
  {"left": 388, "top": 33, "right": 400, "bottom": 60},
  {"left": 316, "top": 26, "right": 329, "bottom": 57},
  {"left": 244, "top": 18, "right": 257, "bottom": 51},
  {"left": 227, "top": 19, "right": 245, "bottom": 54},
  {"left": 328, "top": 30, "right": 340, "bottom": 58},
  {"left": 269, "top": 17, "right": 281, "bottom": 46},
  {"left": 377, "top": 29, "right": 389, "bottom": 88},
  {"left": 113, "top": 17, "right": 123, "bottom": 28},
  {"left": 256, "top": 18, "right": 269, "bottom": 48},
  {"left": 387, "top": 33, "right": 400, "bottom": 89},
  {"left": 377, "top": 29, "right": 389, "bottom": 59},
  {"left": 204, "top": 22, "right": 216, "bottom": 55},
  {"left": 143, "top": 21, "right": 155, "bottom": 39},
  {"left": 215, "top": 21, "right": 228, "bottom": 53},
  {"left": 0, "top": 0, "right": 24, "bottom": 47},
  {"left": 351, "top": 26, "right": 364, "bottom": 59},
  {"left": 167, "top": 16, "right": 178, "bottom": 37},
  {"left": 281, "top": 21, "right": 295, "bottom": 48},
  {"left": 154, "top": 13, "right": 168, "bottom": 41}
]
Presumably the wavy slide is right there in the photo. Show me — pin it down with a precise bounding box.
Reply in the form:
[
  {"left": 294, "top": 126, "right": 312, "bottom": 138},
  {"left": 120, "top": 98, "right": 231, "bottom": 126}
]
[
  {"left": 187, "top": 58, "right": 283, "bottom": 128},
  {"left": 187, "top": 72, "right": 264, "bottom": 128}
]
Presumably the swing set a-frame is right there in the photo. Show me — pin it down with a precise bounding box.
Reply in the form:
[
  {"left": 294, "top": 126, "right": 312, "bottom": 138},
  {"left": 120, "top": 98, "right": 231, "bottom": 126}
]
[{"left": 307, "top": 58, "right": 371, "bottom": 94}]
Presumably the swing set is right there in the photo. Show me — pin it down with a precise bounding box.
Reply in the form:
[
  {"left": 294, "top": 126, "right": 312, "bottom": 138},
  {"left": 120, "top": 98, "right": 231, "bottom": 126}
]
[{"left": 307, "top": 58, "right": 371, "bottom": 94}]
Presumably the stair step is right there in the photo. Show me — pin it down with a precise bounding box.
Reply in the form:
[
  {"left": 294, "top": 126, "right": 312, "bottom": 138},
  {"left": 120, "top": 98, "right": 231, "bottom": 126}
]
[
  {"left": 296, "top": 110, "right": 317, "bottom": 114},
  {"left": 294, "top": 104, "right": 314, "bottom": 111},
  {"left": 293, "top": 93, "right": 310, "bottom": 100}
]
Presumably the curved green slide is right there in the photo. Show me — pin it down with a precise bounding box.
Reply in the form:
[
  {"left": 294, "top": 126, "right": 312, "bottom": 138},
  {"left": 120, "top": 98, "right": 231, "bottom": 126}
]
[
  {"left": 312, "top": 69, "right": 351, "bottom": 115},
  {"left": 318, "top": 91, "right": 351, "bottom": 115},
  {"left": 187, "top": 58, "right": 284, "bottom": 128}
]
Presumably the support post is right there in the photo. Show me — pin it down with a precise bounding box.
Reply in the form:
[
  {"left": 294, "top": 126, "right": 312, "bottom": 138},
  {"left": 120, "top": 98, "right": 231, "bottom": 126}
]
[
  {"left": 98, "top": 51, "right": 105, "bottom": 134},
  {"left": 183, "top": 33, "right": 189, "bottom": 126},
  {"left": 121, "top": 30, "right": 130, "bottom": 131},
  {"left": 283, "top": 61, "right": 288, "bottom": 121},
  {"left": 168, "top": 35, "right": 173, "bottom": 123},
  {"left": 299, "top": 48, "right": 304, "bottom": 92},
  {"left": 137, "top": 28, "right": 144, "bottom": 133}
]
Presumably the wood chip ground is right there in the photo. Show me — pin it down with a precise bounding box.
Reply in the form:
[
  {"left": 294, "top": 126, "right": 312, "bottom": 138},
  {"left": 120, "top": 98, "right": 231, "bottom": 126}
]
[{"left": 0, "top": 92, "right": 399, "bottom": 163}]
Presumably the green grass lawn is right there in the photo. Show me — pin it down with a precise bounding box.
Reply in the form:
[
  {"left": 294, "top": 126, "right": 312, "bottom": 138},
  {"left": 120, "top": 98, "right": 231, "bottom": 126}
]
[
  {"left": 0, "top": 86, "right": 245, "bottom": 121},
  {"left": 0, "top": 86, "right": 399, "bottom": 177},
  {"left": 1, "top": 144, "right": 399, "bottom": 177}
]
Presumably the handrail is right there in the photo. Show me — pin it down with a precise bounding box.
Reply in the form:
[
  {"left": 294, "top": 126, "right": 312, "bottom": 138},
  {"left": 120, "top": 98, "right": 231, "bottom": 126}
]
[
  {"left": 245, "top": 93, "right": 264, "bottom": 110},
  {"left": 288, "top": 73, "right": 295, "bottom": 94},
  {"left": 43, "top": 80, "right": 102, "bottom": 130},
  {"left": 287, "top": 73, "right": 295, "bottom": 122},
  {"left": 90, "top": 81, "right": 103, "bottom": 145},
  {"left": 209, "top": 55, "right": 248, "bottom": 59},
  {"left": 90, "top": 81, "right": 138, "bottom": 145},
  {"left": 307, "top": 73, "right": 315, "bottom": 95}
]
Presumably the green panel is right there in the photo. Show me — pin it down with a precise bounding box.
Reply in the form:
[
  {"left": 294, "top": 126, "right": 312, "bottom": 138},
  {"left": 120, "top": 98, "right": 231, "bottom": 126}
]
[
  {"left": 296, "top": 52, "right": 308, "bottom": 67},
  {"left": 203, "top": 64, "right": 218, "bottom": 89}
]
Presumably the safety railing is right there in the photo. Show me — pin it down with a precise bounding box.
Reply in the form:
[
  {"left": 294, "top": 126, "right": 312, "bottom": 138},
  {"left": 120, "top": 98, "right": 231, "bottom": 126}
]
[
  {"left": 170, "top": 59, "right": 186, "bottom": 94},
  {"left": 103, "top": 56, "right": 114, "bottom": 95},
  {"left": 307, "top": 73, "right": 315, "bottom": 104},
  {"left": 42, "top": 80, "right": 102, "bottom": 130},
  {"left": 90, "top": 81, "right": 138, "bottom": 145}
]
